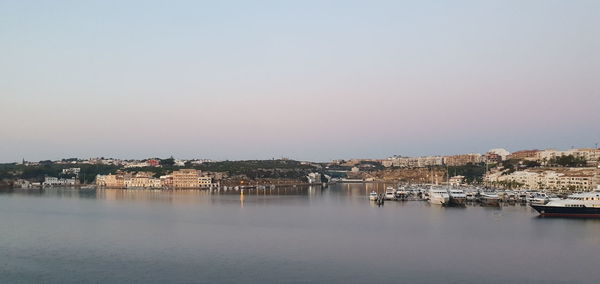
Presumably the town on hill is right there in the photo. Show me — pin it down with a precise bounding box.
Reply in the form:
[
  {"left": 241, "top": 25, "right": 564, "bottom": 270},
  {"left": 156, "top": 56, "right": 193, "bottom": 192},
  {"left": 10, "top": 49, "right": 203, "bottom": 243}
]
[{"left": 1, "top": 147, "right": 598, "bottom": 193}]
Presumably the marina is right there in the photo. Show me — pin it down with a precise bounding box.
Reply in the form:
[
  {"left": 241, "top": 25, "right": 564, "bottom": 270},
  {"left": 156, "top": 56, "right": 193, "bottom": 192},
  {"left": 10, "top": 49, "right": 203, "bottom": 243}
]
[{"left": 362, "top": 183, "right": 593, "bottom": 212}]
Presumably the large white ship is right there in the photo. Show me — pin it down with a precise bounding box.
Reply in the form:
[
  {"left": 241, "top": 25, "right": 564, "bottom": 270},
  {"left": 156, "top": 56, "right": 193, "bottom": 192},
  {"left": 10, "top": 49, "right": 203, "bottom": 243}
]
[{"left": 531, "top": 187, "right": 600, "bottom": 217}]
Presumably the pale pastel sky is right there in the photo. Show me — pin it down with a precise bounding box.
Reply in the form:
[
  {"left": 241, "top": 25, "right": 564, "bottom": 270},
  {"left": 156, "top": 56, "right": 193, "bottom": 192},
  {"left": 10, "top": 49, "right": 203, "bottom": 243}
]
[{"left": 1, "top": 0, "right": 599, "bottom": 162}]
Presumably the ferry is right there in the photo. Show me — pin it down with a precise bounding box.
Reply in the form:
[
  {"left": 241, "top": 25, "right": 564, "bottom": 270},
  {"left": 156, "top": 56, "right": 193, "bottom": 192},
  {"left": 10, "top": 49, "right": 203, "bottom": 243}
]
[
  {"left": 369, "top": 191, "right": 378, "bottom": 201},
  {"left": 531, "top": 188, "right": 600, "bottom": 217}
]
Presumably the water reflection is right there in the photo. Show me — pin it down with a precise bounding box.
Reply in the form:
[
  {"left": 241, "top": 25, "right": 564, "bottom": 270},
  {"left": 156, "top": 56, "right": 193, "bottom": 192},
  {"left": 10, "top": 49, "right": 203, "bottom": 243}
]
[{"left": 2, "top": 183, "right": 600, "bottom": 283}]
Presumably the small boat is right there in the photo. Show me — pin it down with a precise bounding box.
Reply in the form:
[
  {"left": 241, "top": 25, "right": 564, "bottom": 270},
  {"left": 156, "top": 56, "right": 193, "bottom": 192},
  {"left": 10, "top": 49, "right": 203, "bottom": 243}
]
[{"left": 369, "top": 191, "right": 378, "bottom": 201}]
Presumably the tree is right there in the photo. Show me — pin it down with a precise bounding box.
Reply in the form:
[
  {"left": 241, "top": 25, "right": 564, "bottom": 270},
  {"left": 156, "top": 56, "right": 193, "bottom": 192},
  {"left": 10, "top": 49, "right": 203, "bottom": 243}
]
[
  {"left": 160, "top": 157, "right": 175, "bottom": 167},
  {"left": 548, "top": 155, "right": 586, "bottom": 167}
]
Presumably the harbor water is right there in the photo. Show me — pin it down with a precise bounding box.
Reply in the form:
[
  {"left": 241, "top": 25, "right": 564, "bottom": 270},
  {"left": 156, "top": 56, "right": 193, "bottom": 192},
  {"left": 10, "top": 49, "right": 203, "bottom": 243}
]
[{"left": 1, "top": 183, "right": 600, "bottom": 283}]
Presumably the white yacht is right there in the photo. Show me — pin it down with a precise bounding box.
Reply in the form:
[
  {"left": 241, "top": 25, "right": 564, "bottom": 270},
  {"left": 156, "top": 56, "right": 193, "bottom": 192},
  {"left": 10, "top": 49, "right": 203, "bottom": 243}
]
[
  {"left": 384, "top": 187, "right": 396, "bottom": 200},
  {"left": 465, "top": 191, "right": 477, "bottom": 202},
  {"left": 506, "top": 191, "right": 517, "bottom": 202},
  {"left": 528, "top": 192, "right": 552, "bottom": 205},
  {"left": 479, "top": 192, "right": 500, "bottom": 206},
  {"left": 428, "top": 187, "right": 450, "bottom": 205},
  {"left": 395, "top": 186, "right": 409, "bottom": 200},
  {"left": 448, "top": 188, "right": 467, "bottom": 206},
  {"left": 517, "top": 191, "right": 528, "bottom": 203},
  {"left": 369, "top": 191, "right": 378, "bottom": 201}
]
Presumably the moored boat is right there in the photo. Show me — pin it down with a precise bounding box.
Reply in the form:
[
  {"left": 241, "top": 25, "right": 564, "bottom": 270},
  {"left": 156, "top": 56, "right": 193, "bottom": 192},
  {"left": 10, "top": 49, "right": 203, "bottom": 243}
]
[
  {"left": 531, "top": 188, "right": 600, "bottom": 217},
  {"left": 384, "top": 187, "right": 396, "bottom": 200},
  {"left": 517, "top": 191, "right": 528, "bottom": 203},
  {"left": 448, "top": 188, "right": 466, "bottom": 206},
  {"left": 369, "top": 191, "right": 378, "bottom": 201},
  {"left": 479, "top": 192, "right": 500, "bottom": 206},
  {"left": 528, "top": 192, "right": 552, "bottom": 205},
  {"left": 395, "top": 187, "right": 409, "bottom": 200},
  {"left": 429, "top": 187, "right": 450, "bottom": 205},
  {"left": 465, "top": 191, "right": 476, "bottom": 202}
]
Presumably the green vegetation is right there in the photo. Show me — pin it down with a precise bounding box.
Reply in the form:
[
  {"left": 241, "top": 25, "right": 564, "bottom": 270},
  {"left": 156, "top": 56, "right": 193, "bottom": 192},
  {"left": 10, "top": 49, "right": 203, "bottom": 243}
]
[
  {"left": 447, "top": 163, "right": 487, "bottom": 183},
  {"left": 0, "top": 163, "right": 120, "bottom": 184},
  {"left": 547, "top": 155, "right": 586, "bottom": 167},
  {"left": 499, "top": 159, "right": 541, "bottom": 175},
  {"left": 159, "top": 157, "right": 175, "bottom": 167},
  {"left": 197, "top": 160, "right": 318, "bottom": 179}
]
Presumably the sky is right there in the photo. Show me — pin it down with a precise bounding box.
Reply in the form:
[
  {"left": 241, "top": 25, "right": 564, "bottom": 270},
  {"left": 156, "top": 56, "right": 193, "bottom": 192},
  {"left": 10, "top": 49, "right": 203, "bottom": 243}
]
[{"left": 1, "top": 0, "right": 599, "bottom": 162}]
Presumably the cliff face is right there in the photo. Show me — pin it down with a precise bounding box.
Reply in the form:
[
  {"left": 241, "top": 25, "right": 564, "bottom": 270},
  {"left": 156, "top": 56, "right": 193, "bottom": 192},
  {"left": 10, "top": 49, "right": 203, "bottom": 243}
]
[{"left": 352, "top": 168, "right": 447, "bottom": 183}]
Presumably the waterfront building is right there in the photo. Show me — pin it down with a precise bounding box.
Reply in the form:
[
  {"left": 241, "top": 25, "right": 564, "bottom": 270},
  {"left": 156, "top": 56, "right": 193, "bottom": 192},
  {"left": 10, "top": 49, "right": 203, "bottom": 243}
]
[
  {"left": 96, "top": 173, "right": 126, "bottom": 188},
  {"left": 160, "top": 175, "right": 173, "bottom": 188},
  {"left": 124, "top": 172, "right": 160, "bottom": 188},
  {"left": 43, "top": 177, "right": 77, "bottom": 186},
  {"left": 198, "top": 176, "right": 213, "bottom": 188},
  {"left": 172, "top": 169, "right": 201, "bottom": 188}
]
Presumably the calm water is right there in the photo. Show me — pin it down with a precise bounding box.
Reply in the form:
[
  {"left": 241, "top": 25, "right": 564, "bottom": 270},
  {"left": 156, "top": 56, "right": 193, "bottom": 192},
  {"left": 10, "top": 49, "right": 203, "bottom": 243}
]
[{"left": 1, "top": 183, "right": 600, "bottom": 283}]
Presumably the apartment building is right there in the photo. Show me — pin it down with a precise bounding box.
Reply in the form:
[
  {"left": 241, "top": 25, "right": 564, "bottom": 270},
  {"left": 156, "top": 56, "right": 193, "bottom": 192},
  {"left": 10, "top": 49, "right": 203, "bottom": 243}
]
[
  {"left": 507, "top": 150, "right": 541, "bottom": 161},
  {"left": 486, "top": 168, "right": 599, "bottom": 191},
  {"left": 172, "top": 169, "right": 201, "bottom": 188},
  {"left": 443, "top": 154, "right": 482, "bottom": 166}
]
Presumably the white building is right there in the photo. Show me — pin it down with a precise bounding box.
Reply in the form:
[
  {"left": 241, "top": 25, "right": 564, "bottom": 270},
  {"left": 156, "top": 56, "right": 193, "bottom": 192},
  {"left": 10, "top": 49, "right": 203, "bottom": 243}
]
[
  {"left": 62, "top": 168, "right": 81, "bottom": 176},
  {"left": 486, "top": 168, "right": 598, "bottom": 191},
  {"left": 124, "top": 161, "right": 150, "bottom": 168},
  {"left": 538, "top": 148, "right": 600, "bottom": 165},
  {"left": 488, "top": 148, "right": 510, "bottom": 160},
  {"left": 449, "top": 175, "right": 465, "bottom": 186},
  {"left": 43, "top": 177, "right": 77, "bottom": 186},
  {"left": 198, "top": 176, "right": 214, "bottom": 187}
]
